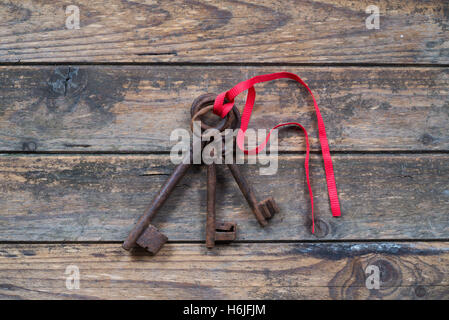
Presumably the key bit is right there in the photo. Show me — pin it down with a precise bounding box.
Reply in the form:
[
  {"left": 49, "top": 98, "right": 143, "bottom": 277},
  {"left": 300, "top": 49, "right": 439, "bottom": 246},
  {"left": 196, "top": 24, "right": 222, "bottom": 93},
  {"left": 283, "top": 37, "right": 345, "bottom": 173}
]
[
  {"left": 136, "top": 224, "right": 168, "bottom": 255},
  {"left": 258, "top": 196, "right": 280, "bottom": 219},
  {"left": 214, "top": 222, "right": 237, "bottom": 242}
]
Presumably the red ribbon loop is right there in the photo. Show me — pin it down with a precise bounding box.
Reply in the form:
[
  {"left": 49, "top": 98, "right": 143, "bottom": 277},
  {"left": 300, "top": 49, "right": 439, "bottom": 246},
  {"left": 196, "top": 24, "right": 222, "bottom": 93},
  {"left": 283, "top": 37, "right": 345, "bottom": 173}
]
[{"left": 213, "top": 72, "right": 341, "bottom": 233}]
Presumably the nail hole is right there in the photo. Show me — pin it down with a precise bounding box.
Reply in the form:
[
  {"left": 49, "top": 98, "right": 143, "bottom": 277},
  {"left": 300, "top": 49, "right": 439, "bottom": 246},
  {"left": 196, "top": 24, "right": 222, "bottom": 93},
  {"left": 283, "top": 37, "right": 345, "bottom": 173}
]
[
  {"left": 415, "top": 285, "right": 427, "bottom": 298},
  {"left": 307, "top": 218, "right": 330, "bottom": 238}
]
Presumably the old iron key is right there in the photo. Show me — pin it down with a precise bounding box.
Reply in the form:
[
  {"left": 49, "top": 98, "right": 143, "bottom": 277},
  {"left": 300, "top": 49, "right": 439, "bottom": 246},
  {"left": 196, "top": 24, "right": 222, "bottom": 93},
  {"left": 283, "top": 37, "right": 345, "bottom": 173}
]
[
  {"left": 227, "top": 163, "right": 279, "bottom": 227},
  {"left": 122, "top": 151, "right": 190, "bottom": 254},
  {"left": 224, "top": 127, "right": 279, "bottom": 226},
  {"left": 191, "top": 94, "right": 239, "bottom": 248},
  {"left": 123, "top": 94, "right": 238, "bottom": 255},
  {"left": 206, "top": 161, "right": 237, "bottom": 248},
  {"left": 192, "top": 95, "right": 279, "bottom": 227}
]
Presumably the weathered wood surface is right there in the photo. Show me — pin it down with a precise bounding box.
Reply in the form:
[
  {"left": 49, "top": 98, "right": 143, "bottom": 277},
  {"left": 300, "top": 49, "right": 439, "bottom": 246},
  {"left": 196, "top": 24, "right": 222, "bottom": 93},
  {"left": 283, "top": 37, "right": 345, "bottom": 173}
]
[
  {"left": 0, "top": 0, "right": 448, "bottom": 64},
  {"left": 0, "top": 153, "right": 447, "bottom": 241},
  {"left": 1, "top": 0, "right": 447, "bottom": 302},
  {"left": 1, "top": 66, "right": 448, "bottom": 152},
  {"left": 0, "top": 242, "right": 447, "bottom": 299}
]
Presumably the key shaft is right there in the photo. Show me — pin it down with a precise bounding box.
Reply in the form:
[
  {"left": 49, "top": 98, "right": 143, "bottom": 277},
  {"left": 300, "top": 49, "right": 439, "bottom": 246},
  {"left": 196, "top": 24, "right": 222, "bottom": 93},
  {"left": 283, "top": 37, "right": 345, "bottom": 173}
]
[{"left": 206, "top": 163, "right": 217, "bottom": 248}]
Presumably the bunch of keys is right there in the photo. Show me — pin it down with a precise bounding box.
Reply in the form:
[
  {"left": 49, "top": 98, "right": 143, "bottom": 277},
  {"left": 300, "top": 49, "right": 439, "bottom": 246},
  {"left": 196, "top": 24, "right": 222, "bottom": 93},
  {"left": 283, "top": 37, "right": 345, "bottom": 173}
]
[{"left": 123, "top": 94, "right": 279, "bottom": 255}]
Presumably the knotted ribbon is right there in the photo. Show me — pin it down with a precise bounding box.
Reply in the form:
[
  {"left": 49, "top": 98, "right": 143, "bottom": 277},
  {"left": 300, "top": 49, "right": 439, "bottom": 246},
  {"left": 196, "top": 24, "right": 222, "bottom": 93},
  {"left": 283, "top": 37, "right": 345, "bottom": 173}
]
[{"left": 213, "top": 72, "right": 341, "bottom": 233}]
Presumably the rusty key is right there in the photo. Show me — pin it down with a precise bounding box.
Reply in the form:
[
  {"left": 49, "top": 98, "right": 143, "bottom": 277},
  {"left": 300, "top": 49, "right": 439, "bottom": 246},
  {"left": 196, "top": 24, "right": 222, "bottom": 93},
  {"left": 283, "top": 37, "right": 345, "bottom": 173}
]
[
  {"left": 206, "top": 161, "right": 236, "bottom": 248},
  {"left": 194, "top": 94, "right": 239, "bottom": 248},
  {"left": 122, "top": 149, "right": 191, "bottom": 254},
  {"left": 196, "top": 97, "right": 278, "bottom": 227},
  {"left": 123, "top": 93, "right": 239, "bottom": 255},
  {"left": 227, "top": 163, "right": 279, "bottom": 227}
]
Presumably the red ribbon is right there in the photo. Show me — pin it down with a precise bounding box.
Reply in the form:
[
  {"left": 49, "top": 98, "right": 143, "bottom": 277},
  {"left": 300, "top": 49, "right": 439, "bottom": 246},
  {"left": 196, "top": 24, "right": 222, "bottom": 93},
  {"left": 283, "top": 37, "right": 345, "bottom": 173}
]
[{"left": 213, "top": 72, "right": 341, "bottom": 233}]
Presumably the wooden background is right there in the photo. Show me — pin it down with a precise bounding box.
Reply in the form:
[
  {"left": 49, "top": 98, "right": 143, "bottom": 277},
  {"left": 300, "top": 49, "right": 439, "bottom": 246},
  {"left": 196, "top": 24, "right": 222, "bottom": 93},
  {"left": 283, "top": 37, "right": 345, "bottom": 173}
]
[{"left": 0, "top": 0, "right": 448, "bottom": 300}]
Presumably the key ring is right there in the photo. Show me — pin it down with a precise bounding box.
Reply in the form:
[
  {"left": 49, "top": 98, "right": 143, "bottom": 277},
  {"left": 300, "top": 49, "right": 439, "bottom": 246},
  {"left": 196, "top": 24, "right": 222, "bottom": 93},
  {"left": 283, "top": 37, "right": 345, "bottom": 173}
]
[{"left": 190, "top": 93, "right": 240, "bottom": 136}]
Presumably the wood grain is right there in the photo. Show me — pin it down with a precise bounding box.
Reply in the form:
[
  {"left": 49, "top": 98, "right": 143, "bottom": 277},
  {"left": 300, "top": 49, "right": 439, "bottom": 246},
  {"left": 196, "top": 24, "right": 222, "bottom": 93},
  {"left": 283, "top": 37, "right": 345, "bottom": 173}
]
[
  {"left": 0, "top": 242, "right": 447, "bottom": 299},
  {"left": 0, "top": 0, "right": 447, "bottom": 63},
  {"left": 0, "top": 153, "right": 447, "bottom": 241},
  {"left": 1, "top": 65, "right": 448, "bottom": 152},
  {"left": 1, "top": 0, "right": 447, "bottom": 302}
]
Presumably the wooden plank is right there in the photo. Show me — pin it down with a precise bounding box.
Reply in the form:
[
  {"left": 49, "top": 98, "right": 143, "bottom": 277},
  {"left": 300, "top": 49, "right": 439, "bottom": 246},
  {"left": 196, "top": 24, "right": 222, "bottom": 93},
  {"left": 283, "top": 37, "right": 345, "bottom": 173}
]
[
  {"left": 0, "top": 153, "right": 447, "bottom": 241},
  {"left": 0, "top": 242, "right": 447, "bottom": 299},
  {"left": 0, "top": 1, "right": 447, "bottom": 64},
  {"left": 1, "top": 65, "right": 448, "bottom": 152}
]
